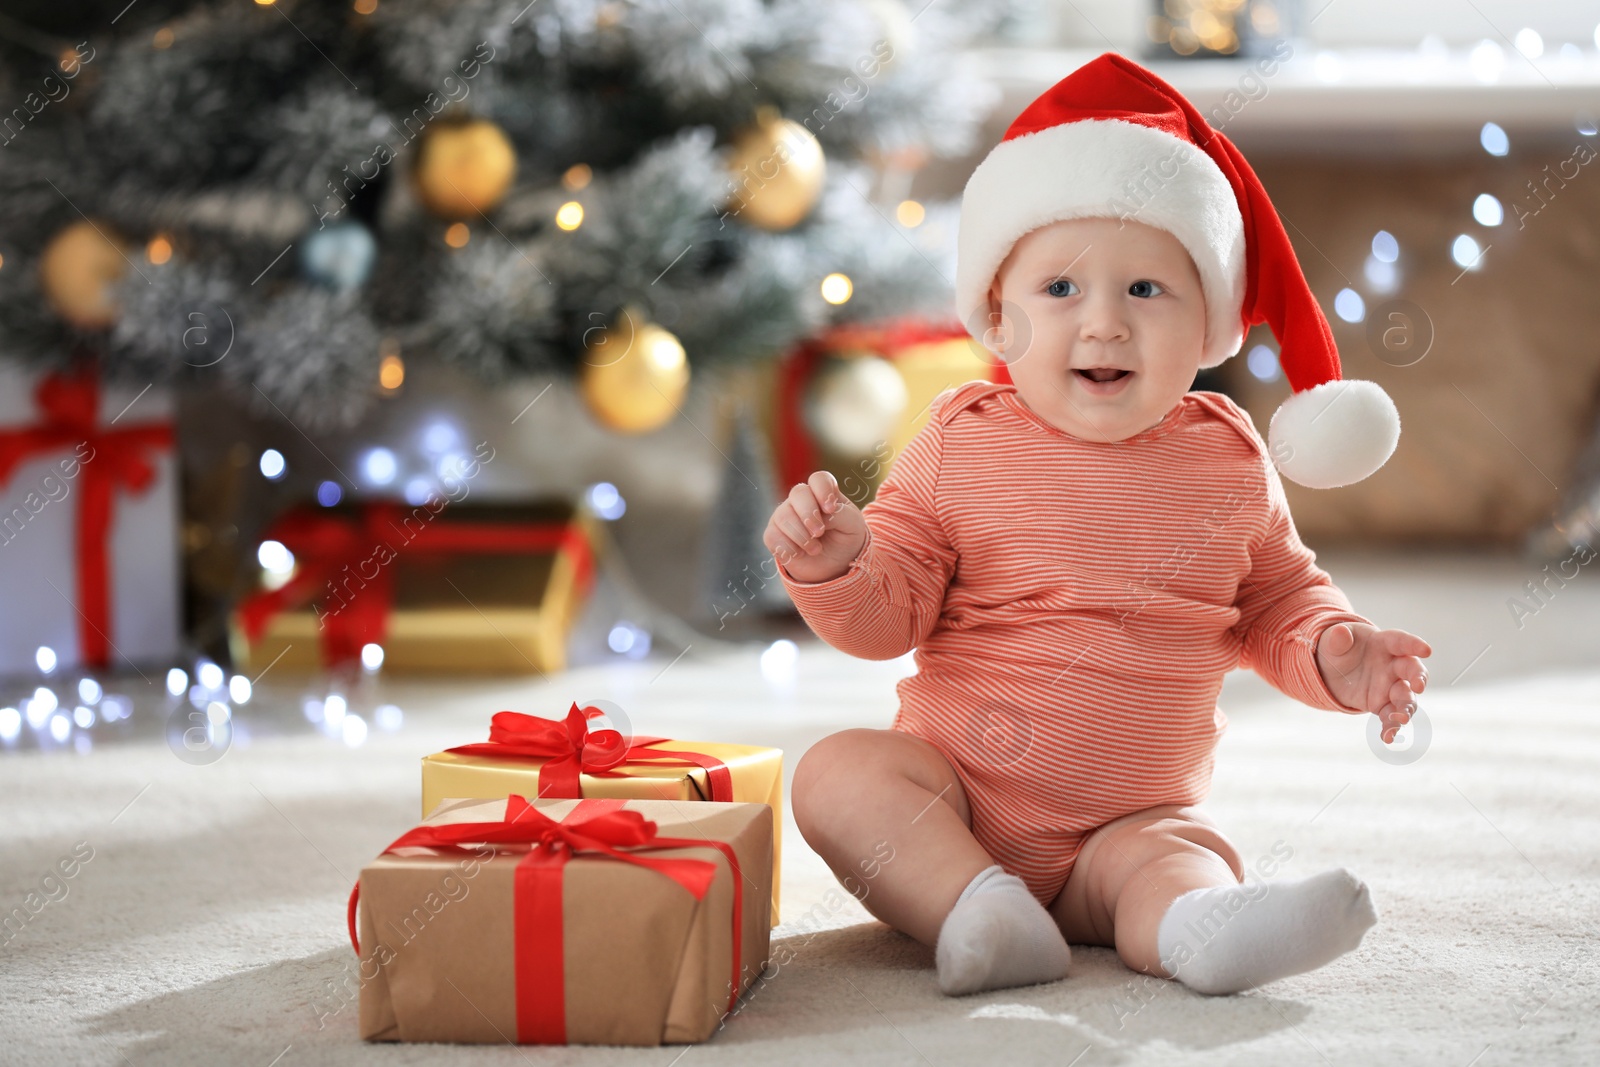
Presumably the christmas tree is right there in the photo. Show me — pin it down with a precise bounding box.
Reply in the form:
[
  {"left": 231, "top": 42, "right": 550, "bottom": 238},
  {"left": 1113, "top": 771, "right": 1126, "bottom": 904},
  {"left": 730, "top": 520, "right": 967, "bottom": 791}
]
[{"left": 0, "top": 0, "right": 1028, "bottom": 432}]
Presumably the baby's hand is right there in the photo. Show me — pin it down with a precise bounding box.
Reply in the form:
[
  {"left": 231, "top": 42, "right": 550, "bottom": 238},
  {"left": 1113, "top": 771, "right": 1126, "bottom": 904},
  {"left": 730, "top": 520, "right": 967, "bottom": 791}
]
[
  {"left": 763, "top": 471, "right": 868, "bottom": 584},
  {"left": 1314, "top": 621, "right": 1432, "bottom": 744}
]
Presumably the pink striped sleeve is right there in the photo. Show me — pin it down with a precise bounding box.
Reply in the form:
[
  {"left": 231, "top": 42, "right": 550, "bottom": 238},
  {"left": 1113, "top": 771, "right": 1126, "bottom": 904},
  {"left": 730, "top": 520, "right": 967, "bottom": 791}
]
[
  {"left": 775, "top": 417, "right": 957, "bottom": 661},
  {"left": 1233, "top": 461, "right": 1374, "bottom": 713}
]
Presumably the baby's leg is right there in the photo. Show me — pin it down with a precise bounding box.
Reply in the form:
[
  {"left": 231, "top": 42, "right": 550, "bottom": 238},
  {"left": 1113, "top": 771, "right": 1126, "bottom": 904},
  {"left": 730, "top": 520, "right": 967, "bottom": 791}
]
[
  {"left": 792, "top": 727, "right": 1071, "bottom": 994},
  {"left": 791, "top": 727, "right": 990, "bottom": 946},
  {"left": 1052, "top": 806, "right": 1377, "bottom": 995}
]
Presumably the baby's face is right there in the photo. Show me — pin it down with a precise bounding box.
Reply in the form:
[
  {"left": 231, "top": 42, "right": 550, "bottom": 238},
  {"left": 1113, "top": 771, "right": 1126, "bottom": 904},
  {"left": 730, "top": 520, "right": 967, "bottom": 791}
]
[{"left": 986, "top": 217, "right": 1208, "bottom": 442}]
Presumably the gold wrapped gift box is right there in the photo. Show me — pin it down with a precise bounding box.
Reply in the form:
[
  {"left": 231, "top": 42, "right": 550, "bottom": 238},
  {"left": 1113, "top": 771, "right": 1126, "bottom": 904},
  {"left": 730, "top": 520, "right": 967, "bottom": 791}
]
[
  {"left": 421, "top": 738, "right": 784, "bottom": 927},
  {"left": 229, "top": 499, "right": 599, "bottom": 675},
  {"left": 354, "top": 795, "right": 773, "bottom": 1046}
]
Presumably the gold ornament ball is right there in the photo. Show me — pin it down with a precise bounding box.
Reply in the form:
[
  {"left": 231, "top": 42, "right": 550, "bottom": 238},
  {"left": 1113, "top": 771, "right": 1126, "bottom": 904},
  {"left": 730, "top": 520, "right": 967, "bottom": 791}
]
[
  {"left": 579, "top": 307, "right": 690, "bottom": 434},
  {"left": 414, "top": 119, "right": 518, "bottom": 218},
  {"left": 723, "top": 110, "right": 826, "bottom": 231},
  {"left": 39, "top": 220, "right": 129, "bottom": 329}
]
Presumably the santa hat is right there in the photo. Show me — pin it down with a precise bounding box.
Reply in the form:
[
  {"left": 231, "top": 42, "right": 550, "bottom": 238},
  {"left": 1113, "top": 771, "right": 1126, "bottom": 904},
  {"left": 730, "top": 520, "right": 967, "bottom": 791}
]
[{"left": 955, "top": 52, "right": 1400, "bottom": 489}]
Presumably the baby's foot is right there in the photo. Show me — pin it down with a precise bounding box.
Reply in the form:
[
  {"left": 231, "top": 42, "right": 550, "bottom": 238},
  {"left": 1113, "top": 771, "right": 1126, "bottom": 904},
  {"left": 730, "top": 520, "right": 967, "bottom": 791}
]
[
  {"left": 1155, "top": 866, "right": 1378, "bottom": 995},
  {"left": 935, "top": 864, "right": 1073, "bottom": 996}
]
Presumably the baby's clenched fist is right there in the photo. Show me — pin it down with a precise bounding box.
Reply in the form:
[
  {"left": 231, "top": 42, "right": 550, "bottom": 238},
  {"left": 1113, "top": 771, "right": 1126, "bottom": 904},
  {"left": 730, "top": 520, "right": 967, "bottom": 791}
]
[{"left": 764, "top": 470, "right": 868, "bottom": 584}]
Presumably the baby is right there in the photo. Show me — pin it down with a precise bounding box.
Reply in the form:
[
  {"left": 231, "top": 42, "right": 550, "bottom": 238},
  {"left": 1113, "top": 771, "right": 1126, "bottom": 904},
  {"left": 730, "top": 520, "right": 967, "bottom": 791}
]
[{"left": 766, "top": 53, "right": 1432, "bottom": 998}]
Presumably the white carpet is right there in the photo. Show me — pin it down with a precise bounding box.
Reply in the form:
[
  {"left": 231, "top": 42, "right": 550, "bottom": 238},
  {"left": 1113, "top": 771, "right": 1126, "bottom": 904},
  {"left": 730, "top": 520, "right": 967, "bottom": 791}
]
[{"left": 3, "top": 548, "right": 1599, "bottom": 1065}]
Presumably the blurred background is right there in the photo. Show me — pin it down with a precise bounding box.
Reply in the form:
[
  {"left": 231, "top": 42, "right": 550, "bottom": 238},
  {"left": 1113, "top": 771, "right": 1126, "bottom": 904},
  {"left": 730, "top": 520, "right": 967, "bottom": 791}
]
[
  {"left": 1, "top": 0, "right": 1598, "bottom": 747},
  {"left": 5, "top": 5, "right": 1600, "bottom": 1063}
]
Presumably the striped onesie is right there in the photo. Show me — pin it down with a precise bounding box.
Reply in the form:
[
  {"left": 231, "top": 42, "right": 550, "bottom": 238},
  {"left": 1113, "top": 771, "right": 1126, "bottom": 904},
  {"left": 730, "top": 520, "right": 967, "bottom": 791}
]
[{"left": 777, "top": 379, "right": 1374, "bottom": 908}]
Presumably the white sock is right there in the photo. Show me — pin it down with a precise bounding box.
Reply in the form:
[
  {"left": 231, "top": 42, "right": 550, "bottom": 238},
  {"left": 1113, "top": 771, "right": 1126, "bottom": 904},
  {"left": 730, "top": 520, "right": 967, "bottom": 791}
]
[
  {"left": 935, "top": 864, "right": 1073, "bottom": 996},
  {"left": 1155, "top": 867, "right": 1379, "bottom": 995}
]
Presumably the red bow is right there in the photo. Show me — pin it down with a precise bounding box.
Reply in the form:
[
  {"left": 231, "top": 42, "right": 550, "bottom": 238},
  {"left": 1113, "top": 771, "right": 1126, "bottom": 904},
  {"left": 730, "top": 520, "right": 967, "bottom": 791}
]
[
  {"left": 446, "top": 701, "right": 734, "bottom": 802},
  {"left": 236, "top": 501, "right": 595, "bottom": 667},
  {"left": 0, "top": 366, "right": 173, "bottom": 668},
  {"left": 348, "top": 794, "right": 745, "bottom": 1043},
  {"left": 773, "top": 316, "right": 1009, "bottom": 490}
]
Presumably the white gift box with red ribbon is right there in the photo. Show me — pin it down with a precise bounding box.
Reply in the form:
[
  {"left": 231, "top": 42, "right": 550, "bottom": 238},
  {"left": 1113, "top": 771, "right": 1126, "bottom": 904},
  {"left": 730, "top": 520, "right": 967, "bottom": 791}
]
[{"left": 0, "top": 360, "right": 183, "bottom": 676}]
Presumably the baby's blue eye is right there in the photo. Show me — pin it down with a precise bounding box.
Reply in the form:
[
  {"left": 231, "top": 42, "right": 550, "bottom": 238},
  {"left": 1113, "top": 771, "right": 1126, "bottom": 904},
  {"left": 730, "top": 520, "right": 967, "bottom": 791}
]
[
  {"left": 1130, "top": 280, "right": 1164, "bottom": 298},
  {"left": 1046, "top": 279, "right": 1077, "bottom": 297}
]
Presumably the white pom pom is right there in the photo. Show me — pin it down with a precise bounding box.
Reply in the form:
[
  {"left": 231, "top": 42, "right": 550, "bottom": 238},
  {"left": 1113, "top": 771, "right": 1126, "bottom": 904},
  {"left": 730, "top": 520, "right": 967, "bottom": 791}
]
[{"left": 1267, "top": 379, "right": 1400, "bottom": 489}]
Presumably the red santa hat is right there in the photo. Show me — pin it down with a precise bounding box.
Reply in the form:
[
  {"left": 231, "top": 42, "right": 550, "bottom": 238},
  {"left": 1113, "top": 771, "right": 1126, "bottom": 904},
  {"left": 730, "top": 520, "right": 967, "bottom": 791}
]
[{"left": 956, "top": 52, "right": 1400, "bottom": 489}]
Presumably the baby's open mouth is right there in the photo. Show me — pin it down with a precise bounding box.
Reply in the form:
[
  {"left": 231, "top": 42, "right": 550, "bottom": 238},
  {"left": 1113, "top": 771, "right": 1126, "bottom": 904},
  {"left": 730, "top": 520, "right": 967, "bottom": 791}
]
[{"left": 1074, "top": 367, "right": 1131, "bottom": 383}]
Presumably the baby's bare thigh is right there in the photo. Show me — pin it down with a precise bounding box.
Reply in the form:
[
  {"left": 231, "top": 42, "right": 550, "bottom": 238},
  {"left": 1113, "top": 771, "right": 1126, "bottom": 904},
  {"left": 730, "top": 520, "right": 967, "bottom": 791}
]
[
  {"left": 792, "top": 727, "right": 973, "bottom": 832},
  {"left": 1048, "top": 804, "right": 1245, "bottom": 946}
]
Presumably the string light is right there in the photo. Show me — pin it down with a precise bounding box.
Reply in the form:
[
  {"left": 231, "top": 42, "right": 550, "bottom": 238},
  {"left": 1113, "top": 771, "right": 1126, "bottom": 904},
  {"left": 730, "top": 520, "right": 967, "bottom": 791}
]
[
  {"left": 1371, "top": 230, "right": 1399, "bottom": 263},
  {"left": 760, "top": 639, "right": 799, "bottom": 685},
  {"left": 197, "top": 661, "right": 225, "bottom": 690},
  {"left": 555, "top": 201, "right": 584, "bottom": 230},
  {"left": 1333, "top": 288, "right": 1365, "bottom": 323},
  {"left": 379, "top": 352, "right": 405, "bottom": 390},
  {"left": 562, "top": 164, "right": 592, "bottom": 190},
  {"left": 585, "top": 481, "right": 626, "bottom": 520},
  {"left": 1469, "top": 39, "right": 1506, "bottom": 83},
  {"left": 896, "top": 200, "right": 925, "bottom": 227},
  {"left": 257, "top": 539, "right": 296, "bottom": 576},
  {"left": 1473, "top": 193, "right": 1504, "bottom": 226},
  {"left": 147, "top": 235, "right": 173, "bottom": 265},
  {"left": 444, "top": 222, "right": 470, "bottom": 247},
  {"left": 1451, "top": 234, "right": 1486, "bottom": 271},
  {"left": 259, "top": 448, "right": 286, "bottom": 479},
  {"left": 820, "top": 273, "right": 853, "bottom": 304},
  {"left": 1246, "top": 344, "right": 1281, "bottom": 382},
  {"left": 378, "top": 336, "right": 404, "bottom": 391},
  {"left": 363, "top": 447, "right": 398, "bottom": 486},
  {"left": 354, "top": 0, "right": 378, "bottom": 12},
  {"left": 1480, "top": 121, "right": 1510, "bottom": 156}
]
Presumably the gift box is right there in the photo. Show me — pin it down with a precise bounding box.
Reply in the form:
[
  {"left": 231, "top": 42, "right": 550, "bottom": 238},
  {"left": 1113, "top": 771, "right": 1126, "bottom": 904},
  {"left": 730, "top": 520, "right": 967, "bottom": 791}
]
[
  {"left": 350, "top": 793, "right": 772, "bottom": 1046},
  {"left": 766, "top": 317, "right": 1010, "bottom": 504},
  {"left": 421, "top": 702, "right": 785, "bottom": 927},
  {"left": 0, "top": 360, "right": 182, "bottom": 674},
  {"left": 228, "top": 498, "right": 598, "bottom": 674}
]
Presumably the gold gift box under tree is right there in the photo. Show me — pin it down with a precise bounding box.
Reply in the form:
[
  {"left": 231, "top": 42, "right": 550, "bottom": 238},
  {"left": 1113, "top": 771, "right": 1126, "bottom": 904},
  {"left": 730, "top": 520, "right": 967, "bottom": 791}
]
[{"left": 229, "top": 499, "right": 599, "bottom": 674}]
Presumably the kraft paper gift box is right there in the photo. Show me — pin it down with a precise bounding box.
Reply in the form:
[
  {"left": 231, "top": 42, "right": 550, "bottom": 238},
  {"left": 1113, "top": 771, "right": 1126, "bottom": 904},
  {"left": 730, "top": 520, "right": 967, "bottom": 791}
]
[
  {"left": 421, "top": 702, "right": 785, "bottom": 928},
  {"left": 229, "top": 498, "right": 597, "bottom": 674},
  {"left": 349, "top": 793, "right": 773, "bottom": 1046},
  {"left": 0, "top": 361, "right": 182, "bottom": 675}
]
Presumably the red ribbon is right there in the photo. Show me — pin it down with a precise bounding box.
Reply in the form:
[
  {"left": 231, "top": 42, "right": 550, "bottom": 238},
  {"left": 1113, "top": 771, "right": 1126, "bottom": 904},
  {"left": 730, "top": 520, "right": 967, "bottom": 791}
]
[
  {"left": 0, "top": 365, "right": 173, "bottom": 668},
  {"left": 774, "top": 316, "right": 1011, "bottom": 491},
  {"left": 444, "top": 701, "right": 735, "bottom": 803},
  {"left": 236, "top": 501, "right": 596, "bottom": 667},
  {"left": 348, "top": 794, "right": 745, "bottom": 1044}
]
